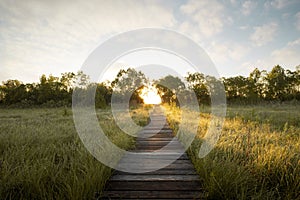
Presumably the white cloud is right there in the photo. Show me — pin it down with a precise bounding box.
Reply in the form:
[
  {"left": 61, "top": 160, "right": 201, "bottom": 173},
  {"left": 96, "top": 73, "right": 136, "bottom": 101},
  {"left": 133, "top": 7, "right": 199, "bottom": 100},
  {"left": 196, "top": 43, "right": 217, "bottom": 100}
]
[
  {"left": 242, "top": 1, "right": 257, "bottom": 16},
  {"left": 204, "top": 41, "right": 250, "bottom": 77},
  {"left": 270, "top": 38, "right": 300, "bottom": 68},
  {"left": 264, "top": 0, "right": 293, "bottom": 9},
  {"left": 239, "top": 26, "right": 249, "bottom": 30},
  {"left": 179, "top": 0, "right": 229, "bottom": 38},
  {"left": 0, "top": 0, "right": 177, "bottom": 82},
  {"left": 287, "top": 38, "right": 300, "bottom": 46},
  {"left": 229, "top": 0, "right": 237, "bottom": 5},
  {"left": 207, "top": 41, "right": 249, "bottom": 64},
  {"left": 250, "top": 22, "right": 278, "bottom": 46},
  {"left": 295, "top": 12, "right": 300, "bottom": 31},
  {"left": 243, "top": 38, "right": 300, "bottom": 71},
  {"left": 271, "top": 0, "right": 289, "bottom": 8}
]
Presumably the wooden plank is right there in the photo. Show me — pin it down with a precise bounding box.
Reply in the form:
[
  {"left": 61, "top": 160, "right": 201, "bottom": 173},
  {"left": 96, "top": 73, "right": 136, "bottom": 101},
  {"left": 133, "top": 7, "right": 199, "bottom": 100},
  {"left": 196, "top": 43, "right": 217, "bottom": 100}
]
[
  {"left": 136, "top": 138, "right": 174, "bottom": 141},
  {"left": 102, "top": 190, "right": 205, "bottom": 199},
  {"left": 111, "top": 174, "right": 200, "bottom": 181},
  {"left": 106, "top": 180, "right": 202, "bottom": 191},
  {"left": 136, "top": 139, "right": 179, "bottom": 143},
  {"left": 136, "top": 140, "right": 180, "bottom": 145},
  {"left": 135, "top": 144, "right": 183, "bottom": 148},
  {"left": 142, "top": 127, "right": 170, "bottom": 130},
  {"left": 128, "top": 149, "right": 186, "bottom": 153},
  {"left": 117, "top": 158, "right": 191, "bottom": 163},
  {"left": 135, "top": 145, "right": 182, "bottom": 149},
  {"left": 120, "top": 153, "right": 189, "bottom": 160},
  {"left": 134, "top": 146, "right": 185, "bottom": 151},
  {"left": 140, "top": 129, "right": 173, "bottom": 134},
  {"left": 138, "top": 134, "right": 174, "bottom": 138},
  {"left": 143, "top": 126, "right": 170, "bottom": 129},
  {"left": 114, "top": 169, "right": 197, "bottom": 175},
  {"left": 116, "top": 163, "right": 195, "bottom": 170}
]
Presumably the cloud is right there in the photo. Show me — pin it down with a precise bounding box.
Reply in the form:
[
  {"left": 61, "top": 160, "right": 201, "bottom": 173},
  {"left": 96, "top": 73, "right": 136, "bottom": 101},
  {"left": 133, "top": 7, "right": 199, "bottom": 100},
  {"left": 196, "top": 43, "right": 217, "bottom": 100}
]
[
  {"left": 250, "top": 22, "right": 278, "bottom": 46},
  {"left": 270, "top": 38, "right": 300, "bottom": 67},
  {"left": 242, "top": 1, "right": 257, "bottom": 16},
  {"left": 0, "top": 0, "right": 176, "bottom": 82},
  {"left": 205, "top": 41, "right": 250, "bottom": 77},
  {"left": 243, "top": 38, "right": 300, "bottom": 71},
  {"left": 239, "top": 26, "right": 249, "bottom": 30},
  {"left": 295, "top": 12, "right": 300, "bottom": 31},
  {"left": 287, "top": 38, "right": 300, "bottom": 46},
  {"left": 264, "top": 0, "right": 293, "bottom": 9},
  {"left": 207, "top": 41, "right": 249, "bottom": 64},
  {"left": 179, "top": 0, "right": 230, "bottom": 38}
]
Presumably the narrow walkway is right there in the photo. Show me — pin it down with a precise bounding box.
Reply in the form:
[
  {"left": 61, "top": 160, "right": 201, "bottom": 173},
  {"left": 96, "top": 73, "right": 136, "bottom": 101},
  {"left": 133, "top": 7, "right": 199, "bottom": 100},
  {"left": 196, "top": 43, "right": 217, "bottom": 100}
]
[{"left": 103, "top": 106, "right": 204, "bottom": 199}]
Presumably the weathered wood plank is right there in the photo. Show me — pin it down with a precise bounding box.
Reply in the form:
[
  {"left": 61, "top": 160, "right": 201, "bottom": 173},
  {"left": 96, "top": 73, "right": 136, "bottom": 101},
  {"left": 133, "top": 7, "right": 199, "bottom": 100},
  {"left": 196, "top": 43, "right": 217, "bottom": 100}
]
[
  {"left": 111, "top": 174, "right": 200, "bottom": 181},
  {"left": 137, "top": 134, "right": 174, "bottom": 138},
  {"left": 136, "top": 140, "right": 180, "bottom": 145},
  {"left": 117, "top": 158, "right": 192, "bottom": 165},
  {"left": 114, "top": 169, "right": 197, "bottom": 175},
  {"left": 106, "top": 180, "right": 202, "bottom": 190},
  {"left": 136, "top": 138, "right": 174, "bottom": 141},
  {"left": 140, "top": 129, "right": 173, "bottom": 134},
  {"left": 120, "top": 153, "right": 189, "bottom": 160},
  {"left": 135, "top": 145, "right": 184, "bottom": 149},
  {"left": 103, "top": 190, "right": 205, "bottom": 199},
  {"left": 103, "top": 105, "right": 204, "bottom": 199}
]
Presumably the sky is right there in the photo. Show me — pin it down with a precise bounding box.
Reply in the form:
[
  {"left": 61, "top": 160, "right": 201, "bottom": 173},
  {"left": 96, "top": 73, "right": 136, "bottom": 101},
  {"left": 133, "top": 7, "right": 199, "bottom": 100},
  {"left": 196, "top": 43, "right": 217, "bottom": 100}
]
[{"left": 0, "top": 0, "right": 299, "bottom": 83}]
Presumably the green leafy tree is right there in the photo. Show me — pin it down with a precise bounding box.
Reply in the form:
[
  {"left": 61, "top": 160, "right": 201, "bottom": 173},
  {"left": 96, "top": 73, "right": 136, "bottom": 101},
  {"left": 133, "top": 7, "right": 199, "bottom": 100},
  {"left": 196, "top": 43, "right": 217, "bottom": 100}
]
[
  {"left": 186, "top": 72, "right": 210, "bottom": 104},
  {"left": 265, "top": 65, "right": 287, "bottom": 101},
  {"left": 155, "top": 75, "right": 185, "bottom": 105},
  {"left": 248, "top": 68, "right": 263, "bottom": 101},
  {"left": 95, "top": 82, "right": 112, "bottom": 108},
  {"left": 1, "top": 80, "right": 27, "bottom": 104},
  {"left": 223, "top": 76, "right": 249, "bottom": 100},
  {"left": 111, "top": 68, "right": 148, "bottom": 105}
]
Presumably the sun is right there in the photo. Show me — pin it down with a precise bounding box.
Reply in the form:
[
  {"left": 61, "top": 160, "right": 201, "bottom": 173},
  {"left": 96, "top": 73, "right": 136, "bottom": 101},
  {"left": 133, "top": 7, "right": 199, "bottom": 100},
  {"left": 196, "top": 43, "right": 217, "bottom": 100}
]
[{"left": 139, "top": 85, "right": 162, "bottom": 105}]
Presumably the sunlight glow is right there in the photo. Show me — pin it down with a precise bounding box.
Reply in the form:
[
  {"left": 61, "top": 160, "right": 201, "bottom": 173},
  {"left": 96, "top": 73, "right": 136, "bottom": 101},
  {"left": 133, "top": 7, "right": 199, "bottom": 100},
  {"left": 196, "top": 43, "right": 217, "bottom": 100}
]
[{"left": 139, "top": 85, "right": 162, "bottom": 105}]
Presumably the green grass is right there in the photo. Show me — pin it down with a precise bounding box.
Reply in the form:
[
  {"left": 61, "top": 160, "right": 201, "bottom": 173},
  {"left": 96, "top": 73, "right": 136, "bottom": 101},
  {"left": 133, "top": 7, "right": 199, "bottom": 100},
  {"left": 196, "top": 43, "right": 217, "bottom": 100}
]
[
  {"left": 225, "top": 103, "right": 300, "bottom": 130},
  {"left": 1, "top": 104, "right": 299, "bottom": 199},
  {"left": 164, "top": 103, "right": 300, "bottom": 199},
  {"left": 197, "top": 103, "right": 300, "bottom": 130},
  {"left": 0, "top": 107, "right": 136, "bottom": 200}
]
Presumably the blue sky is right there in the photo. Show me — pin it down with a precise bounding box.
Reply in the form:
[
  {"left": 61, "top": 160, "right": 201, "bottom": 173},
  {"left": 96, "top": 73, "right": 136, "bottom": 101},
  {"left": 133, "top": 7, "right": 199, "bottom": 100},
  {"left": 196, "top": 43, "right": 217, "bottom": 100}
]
[{"left": 0, "top": 0, "right": 299, "bottom": 83}]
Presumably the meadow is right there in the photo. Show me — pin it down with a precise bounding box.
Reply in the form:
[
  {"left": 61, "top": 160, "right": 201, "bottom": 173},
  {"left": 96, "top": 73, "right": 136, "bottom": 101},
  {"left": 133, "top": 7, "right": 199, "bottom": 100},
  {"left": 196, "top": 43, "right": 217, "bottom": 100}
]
[
  {"left": 165, "top": 103, "right": 300, "bottom": 199},
  {"left": 0, "top": 103, "right": 299, "bottom": 199},
  {"left": 0, "top": 108, "right": 138, "bottom": 199}
]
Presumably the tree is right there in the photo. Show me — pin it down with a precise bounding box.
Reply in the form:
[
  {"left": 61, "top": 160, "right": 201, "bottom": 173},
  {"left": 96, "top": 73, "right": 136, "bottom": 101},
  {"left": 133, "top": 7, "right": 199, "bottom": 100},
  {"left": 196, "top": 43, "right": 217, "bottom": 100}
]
[
  {"left": 111, "top": 68, "right": 148, "bottom": 105},
  {"left": 265, "top": 65, "right": 287, "bottom": 101},
  {"left": 248, "top": 68, "right": 263, "bottom": 101},
  {"left": 95, "top": 82, "right": 112, "bottom": 108},
  {"left": 155, "top": 75, "right": 185, "bottom": 104},
  {"left": 223, "top": 76, "right": 249, "bottom": 101},
  {"left": 60, "top": 72, "right": 76, "bottom": 92},
  {"left": 186, "top": 72, "right": 210, "bottom": 104},
  {"left": 1, "top": 80, "right": 27, "bottom": 104},
  {"left": 76, "top": 71, "right": 90, "bottom": 88}
]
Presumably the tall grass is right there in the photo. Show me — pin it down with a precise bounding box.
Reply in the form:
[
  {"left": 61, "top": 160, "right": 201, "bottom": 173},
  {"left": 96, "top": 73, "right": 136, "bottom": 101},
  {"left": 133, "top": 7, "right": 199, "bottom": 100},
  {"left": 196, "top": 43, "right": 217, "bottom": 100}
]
[
  {"left": 1, "top": 104, "right": 298, "bottom": 199},
  {"left": 164, "top": 104, "right": 300, "bottom": 199},
  {"left": 0, "top": 108, "right": 136, "bottom": 199}
]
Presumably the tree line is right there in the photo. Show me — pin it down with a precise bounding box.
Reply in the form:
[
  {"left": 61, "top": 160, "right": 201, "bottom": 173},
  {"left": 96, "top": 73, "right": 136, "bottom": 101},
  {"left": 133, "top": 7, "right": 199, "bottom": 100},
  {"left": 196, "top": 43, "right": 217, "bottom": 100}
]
[
  {"left": 0, "top": 65, "right": 299, "bottom": 108},
  {"left": 188, "top": 65, "right": 300, "bottom": 104}
]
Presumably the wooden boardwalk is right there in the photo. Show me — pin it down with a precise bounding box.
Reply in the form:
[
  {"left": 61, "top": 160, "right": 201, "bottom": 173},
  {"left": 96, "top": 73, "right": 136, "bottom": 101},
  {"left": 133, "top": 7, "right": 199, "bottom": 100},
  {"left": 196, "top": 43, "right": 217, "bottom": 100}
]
[{"left": 103, "top": 106, "right": 204, "bottom": 199}]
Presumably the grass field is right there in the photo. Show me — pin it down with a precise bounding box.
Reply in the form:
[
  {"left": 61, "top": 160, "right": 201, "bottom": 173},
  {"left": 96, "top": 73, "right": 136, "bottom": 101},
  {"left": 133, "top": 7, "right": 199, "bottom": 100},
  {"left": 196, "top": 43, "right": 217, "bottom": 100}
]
[
  {"left": 0, "top": 104, "right": 299, "bottom": 199},
  {"left": 0, "top": 107, "right": 138, "bottom": 199},
  {"left": 165, "top": 103, "right": 300, "bottom": 199}
]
